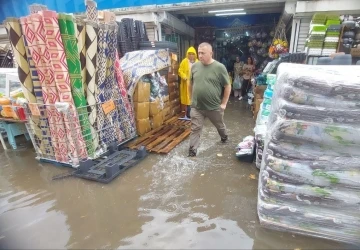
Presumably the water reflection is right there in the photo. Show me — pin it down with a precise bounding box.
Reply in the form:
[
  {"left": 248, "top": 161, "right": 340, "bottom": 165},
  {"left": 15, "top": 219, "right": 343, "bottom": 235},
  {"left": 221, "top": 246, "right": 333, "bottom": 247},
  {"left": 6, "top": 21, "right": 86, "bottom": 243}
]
[
  {"left": 0, "top": 151, "right": 70, "bottom": 249},
  {"left": 120, "top": 209, "right": 254, "bottom": 249}
]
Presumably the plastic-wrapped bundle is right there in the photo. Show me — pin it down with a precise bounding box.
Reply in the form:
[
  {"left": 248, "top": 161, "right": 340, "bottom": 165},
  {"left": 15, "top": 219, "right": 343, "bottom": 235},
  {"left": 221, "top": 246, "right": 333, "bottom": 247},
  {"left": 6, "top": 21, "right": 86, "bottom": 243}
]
[
  {"left": 254, "top": 74, "right": 277, "bottom": 169},
  {"left": 258, "top": 63, "right": 360, "bottom": 245}
]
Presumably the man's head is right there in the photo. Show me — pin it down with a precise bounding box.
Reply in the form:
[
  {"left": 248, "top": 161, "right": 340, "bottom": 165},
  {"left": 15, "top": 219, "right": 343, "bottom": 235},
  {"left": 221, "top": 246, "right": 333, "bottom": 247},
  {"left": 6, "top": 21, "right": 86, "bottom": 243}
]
[
  {"left": 236, "top": 56, "right": 240, "bottom": 62},
  {"left": 198, "top": 43, "right": 213, "bottom": 65}
]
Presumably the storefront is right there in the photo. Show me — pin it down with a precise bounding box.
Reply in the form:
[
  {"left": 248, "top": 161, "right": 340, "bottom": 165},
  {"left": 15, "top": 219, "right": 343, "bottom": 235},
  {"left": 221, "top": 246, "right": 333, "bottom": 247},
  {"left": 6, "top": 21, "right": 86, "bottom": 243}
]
[{"left": 289, "top": 0, "right": 360, "bottom": 61}]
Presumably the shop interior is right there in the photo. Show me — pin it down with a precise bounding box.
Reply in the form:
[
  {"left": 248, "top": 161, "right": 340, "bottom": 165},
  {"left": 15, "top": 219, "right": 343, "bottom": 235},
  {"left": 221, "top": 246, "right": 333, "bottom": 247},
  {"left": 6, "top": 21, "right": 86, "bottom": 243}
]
[{"left": 165, "top": 2, "right": 292, "bottom": 72}]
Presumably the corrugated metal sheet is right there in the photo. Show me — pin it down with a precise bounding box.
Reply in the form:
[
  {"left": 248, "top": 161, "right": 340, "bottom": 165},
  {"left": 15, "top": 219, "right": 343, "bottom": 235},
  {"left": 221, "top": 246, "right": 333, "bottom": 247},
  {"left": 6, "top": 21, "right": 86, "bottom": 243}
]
[
  {"left": 296, "top": 18, "right": 311, "bottom": 52},
  {"left": 0, "top": 0, "right": 200, "bottom": 22}
]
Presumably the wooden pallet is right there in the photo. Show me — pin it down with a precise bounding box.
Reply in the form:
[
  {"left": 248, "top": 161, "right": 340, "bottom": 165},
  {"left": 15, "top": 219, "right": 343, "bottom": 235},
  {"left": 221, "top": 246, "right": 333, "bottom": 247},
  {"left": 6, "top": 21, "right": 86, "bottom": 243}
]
[{"left": 126, "top": 116, "right": 191, "bottom": 154}]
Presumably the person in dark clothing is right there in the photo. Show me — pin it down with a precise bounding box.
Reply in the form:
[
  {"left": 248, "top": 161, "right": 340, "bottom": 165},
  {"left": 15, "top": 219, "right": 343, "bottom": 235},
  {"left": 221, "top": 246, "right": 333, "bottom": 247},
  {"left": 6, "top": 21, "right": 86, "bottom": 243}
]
[{"left": 239, "top": 57, "right": 255, "bottom": 100}]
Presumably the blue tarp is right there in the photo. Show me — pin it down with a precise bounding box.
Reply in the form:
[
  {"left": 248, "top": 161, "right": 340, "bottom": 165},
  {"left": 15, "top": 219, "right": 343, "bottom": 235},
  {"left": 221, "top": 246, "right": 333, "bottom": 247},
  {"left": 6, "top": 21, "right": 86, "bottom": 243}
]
[{"left": 0, "top": 0, "right": 200, "bottom": 22}]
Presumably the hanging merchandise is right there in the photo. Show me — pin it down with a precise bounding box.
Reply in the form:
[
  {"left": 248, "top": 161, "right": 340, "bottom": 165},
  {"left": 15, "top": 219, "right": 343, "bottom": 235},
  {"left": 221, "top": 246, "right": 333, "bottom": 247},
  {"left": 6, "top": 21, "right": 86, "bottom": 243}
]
[
  {"left": 269, "top": 22, "right": 288, "bottom": 59},
  {"left": 258, "top": 64, "right": 360, "bottom": 245}
]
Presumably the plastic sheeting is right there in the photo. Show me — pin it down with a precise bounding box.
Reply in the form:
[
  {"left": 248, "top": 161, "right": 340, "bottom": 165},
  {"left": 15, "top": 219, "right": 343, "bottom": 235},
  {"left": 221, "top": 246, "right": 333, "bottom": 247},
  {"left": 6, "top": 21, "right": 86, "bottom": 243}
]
[
  {"left": 254, "top": 74, "right": 276, "bottom": 169},
  {"left": 258, "top": 63, "right": 360, "bottom": 245}
]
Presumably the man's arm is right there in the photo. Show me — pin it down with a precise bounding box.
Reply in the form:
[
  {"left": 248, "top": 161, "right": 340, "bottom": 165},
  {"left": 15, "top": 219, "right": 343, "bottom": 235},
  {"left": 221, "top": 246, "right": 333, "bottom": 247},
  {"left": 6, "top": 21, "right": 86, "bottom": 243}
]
[
  {"left": 221, "top": 84, "right": 231, "bottom": 109},
  {"left": 220, "top": 65, "right": 231, "bottom": 110}
]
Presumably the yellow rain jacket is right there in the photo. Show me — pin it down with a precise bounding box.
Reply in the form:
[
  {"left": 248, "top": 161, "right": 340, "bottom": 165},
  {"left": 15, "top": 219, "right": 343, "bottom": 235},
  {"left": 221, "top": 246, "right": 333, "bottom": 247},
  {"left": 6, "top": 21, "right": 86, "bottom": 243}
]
[{"left": 178, "top": 47, "right": 198, "bottom": 105}]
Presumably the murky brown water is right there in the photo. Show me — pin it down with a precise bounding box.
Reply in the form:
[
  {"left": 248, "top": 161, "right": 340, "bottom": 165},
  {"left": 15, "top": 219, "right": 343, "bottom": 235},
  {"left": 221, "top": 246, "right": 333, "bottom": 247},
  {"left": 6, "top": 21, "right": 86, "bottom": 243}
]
[{"left": 0, "top": 99, "right": 356, "bottom": 249}]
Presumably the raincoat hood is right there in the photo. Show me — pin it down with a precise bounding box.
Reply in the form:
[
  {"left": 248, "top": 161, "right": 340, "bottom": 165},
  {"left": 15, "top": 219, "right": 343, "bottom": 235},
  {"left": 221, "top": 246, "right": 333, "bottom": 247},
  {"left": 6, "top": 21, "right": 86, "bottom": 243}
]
[{"left": 187, "top": 47, "right": 198, "bottom": 59}]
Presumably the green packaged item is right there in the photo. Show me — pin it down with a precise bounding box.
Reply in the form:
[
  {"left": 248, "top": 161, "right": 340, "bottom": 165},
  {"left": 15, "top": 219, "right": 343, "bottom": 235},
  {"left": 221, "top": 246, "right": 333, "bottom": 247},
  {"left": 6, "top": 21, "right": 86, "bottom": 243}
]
[{"left": 266, "top": 74, "right": 277, "bottom": 86}]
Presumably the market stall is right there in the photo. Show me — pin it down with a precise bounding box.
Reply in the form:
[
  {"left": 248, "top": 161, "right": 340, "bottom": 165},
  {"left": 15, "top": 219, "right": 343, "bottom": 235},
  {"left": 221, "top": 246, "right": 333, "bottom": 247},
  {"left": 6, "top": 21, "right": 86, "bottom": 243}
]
[
  {"left": 0, "top": 69, "right": 30, "bottom": 150},
  {"left": 3, "top": 0, "right": 186, "bottom": 173}
]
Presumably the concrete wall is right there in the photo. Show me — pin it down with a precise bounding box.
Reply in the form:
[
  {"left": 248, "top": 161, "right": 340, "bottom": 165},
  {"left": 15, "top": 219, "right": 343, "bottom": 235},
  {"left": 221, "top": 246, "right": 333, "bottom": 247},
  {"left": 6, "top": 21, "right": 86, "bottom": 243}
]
[{"left": 295, "top": 0, "right": 360, "bottom": 17}]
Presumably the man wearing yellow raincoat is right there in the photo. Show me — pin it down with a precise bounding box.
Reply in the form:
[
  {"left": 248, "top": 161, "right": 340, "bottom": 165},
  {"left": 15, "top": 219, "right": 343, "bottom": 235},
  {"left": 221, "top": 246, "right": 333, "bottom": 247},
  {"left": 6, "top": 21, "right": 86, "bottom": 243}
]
[{"left": 178, "top": 47, "right": 198, "bottom": 119}]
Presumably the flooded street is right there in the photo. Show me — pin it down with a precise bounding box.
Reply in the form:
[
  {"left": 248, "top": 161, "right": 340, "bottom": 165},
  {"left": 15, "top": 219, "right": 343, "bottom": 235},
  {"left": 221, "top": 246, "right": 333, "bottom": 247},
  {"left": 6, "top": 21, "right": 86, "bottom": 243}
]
[{"left": 0, "top": 99, "right": 355, "bottom": 249}]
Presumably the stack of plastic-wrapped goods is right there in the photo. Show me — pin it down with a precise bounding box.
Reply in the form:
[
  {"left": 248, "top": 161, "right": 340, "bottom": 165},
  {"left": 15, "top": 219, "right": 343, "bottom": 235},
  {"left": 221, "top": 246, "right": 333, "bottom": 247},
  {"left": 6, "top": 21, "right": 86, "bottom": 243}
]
[
  {"left": 254, "top": 74, "right": 276, "bottom": 169},
  {"left": 258, "top": 63, "right": 360, "bottom": 245}
]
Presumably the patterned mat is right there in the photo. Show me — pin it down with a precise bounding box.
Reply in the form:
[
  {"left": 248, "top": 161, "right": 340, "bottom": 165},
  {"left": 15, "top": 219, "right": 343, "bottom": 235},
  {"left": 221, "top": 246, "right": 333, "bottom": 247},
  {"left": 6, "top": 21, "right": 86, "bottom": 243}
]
[
  {"left": 115, "top": 52, "right": 136, "bottom": 139},
  {"left": 96, "top": 24, "right": 118, "bottom": 145},
  {"left": 42, "top": 10, "right": 87, "bottom": 164},
  {"left": 23, "top": 14, "right": 66, "bottom": 162},
  {"left": 5, "top": 17, "right": 45, "bottom": 156},
  {"left": 58, "top": 13, "right": 95, "bottom": 157},
  {"left": 75, "top": 19, "right": 87, "bottom": 97},
  {"left": 19, "top": 17, "right": 54, "bottom": 158},
  {"left": 85, "top": 20, "right": 100, "bottom": 151}
]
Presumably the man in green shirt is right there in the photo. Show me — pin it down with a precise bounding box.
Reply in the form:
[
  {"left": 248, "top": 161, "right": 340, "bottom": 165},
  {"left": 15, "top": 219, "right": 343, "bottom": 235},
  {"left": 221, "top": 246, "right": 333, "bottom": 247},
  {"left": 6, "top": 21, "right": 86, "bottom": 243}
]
[{"left": 188, "top": 42, "right": 231, "bottom": 157}]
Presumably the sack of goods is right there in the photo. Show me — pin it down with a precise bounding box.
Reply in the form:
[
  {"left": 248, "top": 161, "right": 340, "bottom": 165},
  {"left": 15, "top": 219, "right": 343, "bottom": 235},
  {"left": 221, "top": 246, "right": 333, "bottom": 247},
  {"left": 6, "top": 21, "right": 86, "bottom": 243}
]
[
  {"left": 258, "top": 63, "right": 360, "bottom": 245},
  {"left": 236, "top": 136, "right": 255, "bottom": 163}
]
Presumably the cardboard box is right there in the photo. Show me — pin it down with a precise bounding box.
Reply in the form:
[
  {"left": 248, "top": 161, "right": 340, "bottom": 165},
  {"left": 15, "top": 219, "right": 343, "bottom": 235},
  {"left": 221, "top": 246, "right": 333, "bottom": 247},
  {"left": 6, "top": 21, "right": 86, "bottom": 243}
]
[
  {"left": 174, "top": 98, "right": 180, "bottom": 106},
  {"left": 169, "top": 65, "right": 179, "bottom": 74},
  {"left": 163, "top": 107, "right": 170, "bottom": 116},
  {"left": 169, "top": 106, "right": 181, "bottom": 118},
  {"left": 350, "top": 48, "right": 360, "bottom": 57},
  {"left": 150, "top": 112, "right": 163, "bottom": 129},
  {"left": 133, "top": 80, "right": 150, "bottom": 102},
  {"left": 254, "top": 98, "right": 263, "bottom": 119},
  {"left": 255, "top": 93, "right": 263, "bottom": 100},
  {"left": 254, "top": 85, "right": 266, "bottom": 98},
  {"left": 161, "top": 110, "right": 166, "bottom": 121},
  {"left": 171, "top": 99, "right": 180, "bottom": 109},
  {"left": 168, "top": 73, "right": 178, "bottom": 83},
  {"left": 174, "top": 105, "right": 181, "bottom": 114},
  {"left": 163, "top": 95, "right": 169, "bottom": 102},
  {"left": 136, "top": 118, "right": 151, "bottom": 136},
  {"left": 168, "top": 82, "right": 179, "bottom": 93},
  {"left": 169, "top": 90, "right": 180, "bottom": 101},
  {"left": 164, "top": 100, "right": 170, "bottom": 108},
  {"left": 134, "top": 102, "right": 150, "bottom": 120},
  {"left": 149, "top": 98, "right": 161, "bottom": 116}
]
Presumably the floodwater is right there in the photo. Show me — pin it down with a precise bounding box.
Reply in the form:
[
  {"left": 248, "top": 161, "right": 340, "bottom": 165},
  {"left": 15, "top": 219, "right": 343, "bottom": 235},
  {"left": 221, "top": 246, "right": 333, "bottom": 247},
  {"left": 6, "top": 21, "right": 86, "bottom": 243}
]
[{"left": 0, "top": 99, "right": 356, "bottom": 249}]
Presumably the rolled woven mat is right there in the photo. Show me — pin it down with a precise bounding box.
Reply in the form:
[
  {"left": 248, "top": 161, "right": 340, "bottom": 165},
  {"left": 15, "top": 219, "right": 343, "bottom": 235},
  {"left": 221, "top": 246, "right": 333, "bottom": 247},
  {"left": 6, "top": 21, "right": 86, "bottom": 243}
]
[
  {"left": 75, "top": 19, "right": 87, "bottom": 96},
  {"left": 86, "top": 0, "right": 97, "bottom": 22},
  {"left": 58, "top": 13, "right": 95, "bottom": 157},
  {"left": 85, "top": 20, "right": 100, "bottom": 151},
  {"left": 19, "top": 17, "right": 54, "bottom": 157},
  {"left": 41, "top": 10, "right": 88, "bottom": 164},
  {"left": 114, "top": 52, "right": 136, "bottom": 139},
  {"left": 107, "top": 23, "right": 132, "bottom": 140},
  {"left": 5, "top": 17, "right": 46, "bottom": 156},
  {"left": 24, "top": 14, "right": 65, "bottom": 162},
  {"left": 106, "top": 24, "right": 124, "bottom": 141},
  {"left": 96, "top": 23, "right": 118, "bottom": 145}
]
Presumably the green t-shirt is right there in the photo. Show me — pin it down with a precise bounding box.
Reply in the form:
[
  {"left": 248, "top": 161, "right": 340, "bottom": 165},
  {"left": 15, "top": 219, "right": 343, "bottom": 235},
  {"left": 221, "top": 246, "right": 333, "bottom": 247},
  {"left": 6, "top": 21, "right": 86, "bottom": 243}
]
[{"left": 191, "top": 60, "right": 230, "bottom": 110}]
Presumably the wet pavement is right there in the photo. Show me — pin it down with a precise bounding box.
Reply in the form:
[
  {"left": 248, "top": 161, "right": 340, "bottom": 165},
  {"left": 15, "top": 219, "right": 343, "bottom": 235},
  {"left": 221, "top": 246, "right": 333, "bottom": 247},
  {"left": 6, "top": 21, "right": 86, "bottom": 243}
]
[{"left": 0, "top": 98, "right": 356, "bottom": 249}]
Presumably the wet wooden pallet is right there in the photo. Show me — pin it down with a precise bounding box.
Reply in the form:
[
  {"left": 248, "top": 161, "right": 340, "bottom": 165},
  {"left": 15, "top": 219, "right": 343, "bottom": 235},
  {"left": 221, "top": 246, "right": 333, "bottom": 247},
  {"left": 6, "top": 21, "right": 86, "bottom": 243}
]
[{"left": 127, "top": 116, "right": 191, "bottom": 154}]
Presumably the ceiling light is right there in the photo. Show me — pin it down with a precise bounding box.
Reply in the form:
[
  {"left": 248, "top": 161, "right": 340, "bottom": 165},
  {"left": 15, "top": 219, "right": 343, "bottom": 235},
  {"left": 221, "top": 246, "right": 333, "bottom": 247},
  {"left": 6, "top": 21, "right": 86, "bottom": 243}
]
[
  {"left": 208, "top": 9, "right": 244, "bottom": 13},
  {"left": 215, "top": 12, "right": 246, "bottom": 16}
]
